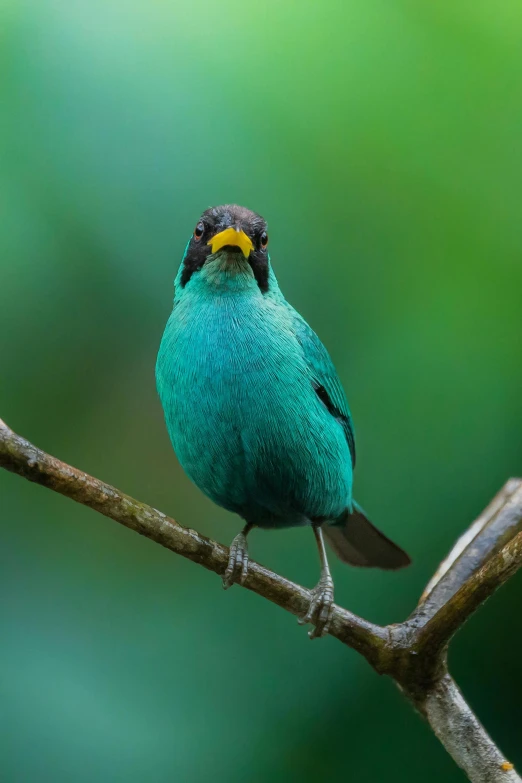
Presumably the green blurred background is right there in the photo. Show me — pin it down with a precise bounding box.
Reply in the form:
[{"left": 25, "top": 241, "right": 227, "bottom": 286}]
[{"left": 2, "top": 1, "right": 522, "bottom": 780}]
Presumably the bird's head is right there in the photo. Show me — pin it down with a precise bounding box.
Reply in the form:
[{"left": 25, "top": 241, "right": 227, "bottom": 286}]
[{"left": 179, "top": 204, "right": 270, "bottom": 292}]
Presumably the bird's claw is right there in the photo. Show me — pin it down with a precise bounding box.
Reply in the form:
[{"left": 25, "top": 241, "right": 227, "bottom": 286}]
[
  {"left": 222, "top": 531, "right": 249, "bottom": 589},
  {"left": 298, "top": 574, "right": 334, "bottom": 639}
]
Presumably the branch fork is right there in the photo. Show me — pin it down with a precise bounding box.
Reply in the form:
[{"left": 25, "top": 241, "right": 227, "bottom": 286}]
[{"left": 1, "top": 418, "right": 521, "bottom": 782}]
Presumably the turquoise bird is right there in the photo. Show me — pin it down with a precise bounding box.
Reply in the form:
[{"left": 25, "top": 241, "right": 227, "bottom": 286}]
[{"left": 156, "top": 205, "right": 410, "bottom": 638}]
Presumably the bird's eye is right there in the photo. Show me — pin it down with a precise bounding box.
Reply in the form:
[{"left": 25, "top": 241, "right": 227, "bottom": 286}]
[
  {"left": 193, "top": 222, "right": 204, "bottom": 240},
  {"left": 260, "top": 231, "right": 269, "bottom": 249}
]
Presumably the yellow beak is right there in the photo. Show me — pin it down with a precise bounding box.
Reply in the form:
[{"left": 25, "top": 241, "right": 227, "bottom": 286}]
[{"left": 207, "top": 227, "right": 253, "bottom": 258}]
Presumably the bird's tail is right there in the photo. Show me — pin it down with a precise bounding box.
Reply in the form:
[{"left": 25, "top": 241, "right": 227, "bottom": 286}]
[{"left": 323, "top": 503, "right": 411, "bottom": 570}]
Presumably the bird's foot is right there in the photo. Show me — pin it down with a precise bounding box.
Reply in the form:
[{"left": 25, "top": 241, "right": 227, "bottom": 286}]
[
  {"left": 222, "top": 531, "right": 249, "bottom": 589},
  {"left": 298, "top": 573, "right": 334, "bottom": 639}
]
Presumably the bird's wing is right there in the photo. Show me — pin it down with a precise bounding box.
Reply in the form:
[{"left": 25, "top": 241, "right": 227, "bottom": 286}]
[{"left": 287, "top": 304, "right": 356, "bottom": 468}]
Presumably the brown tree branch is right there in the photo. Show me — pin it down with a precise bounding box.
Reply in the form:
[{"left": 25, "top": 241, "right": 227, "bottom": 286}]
[
  {"left": 414, "top": 528, "right": 522, "bottom": 663},
  {"left": 0, "top": 418, "right": 385, "bottom": 663},
  {"left": 1, "top": 417, "right": 521, "bottom": 782},
  {"left": 425, "top": 674, "right": 520, "bottom": 783},
  {"left": 415, "top": 479, "right": 522, "bottom": 621}
]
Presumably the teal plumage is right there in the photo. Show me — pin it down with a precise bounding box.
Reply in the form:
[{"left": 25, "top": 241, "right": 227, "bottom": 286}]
[{"left": 156, "top": 205, "right": 409, "bottom": 637}]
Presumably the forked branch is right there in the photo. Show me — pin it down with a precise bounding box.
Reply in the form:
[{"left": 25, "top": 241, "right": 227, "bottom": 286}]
[{"left": 1, "top": 418, "right": 521, "bottom": 782}]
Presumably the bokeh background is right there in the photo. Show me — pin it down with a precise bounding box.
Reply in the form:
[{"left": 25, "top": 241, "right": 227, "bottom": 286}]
[{"left": 2, "top": 1, "right": 522, "bottom": 781}]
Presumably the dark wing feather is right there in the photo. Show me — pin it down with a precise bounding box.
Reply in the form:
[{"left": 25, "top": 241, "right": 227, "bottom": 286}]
[{"left": 288, "top": 305, "right": 356, "bottom": 468}]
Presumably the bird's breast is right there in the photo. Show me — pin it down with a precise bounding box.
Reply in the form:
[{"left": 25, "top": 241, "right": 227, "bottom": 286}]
[
  {"left": 163, "top": 291, "right": 305, "bottom": 426},
  {"left": 156, "top": 290, "right": 351, "bottom": 522}
]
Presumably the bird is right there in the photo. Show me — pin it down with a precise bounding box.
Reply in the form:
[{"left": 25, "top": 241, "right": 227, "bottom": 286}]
[{"left": 156, "top": 204, "right": 410, "bottom": 638}]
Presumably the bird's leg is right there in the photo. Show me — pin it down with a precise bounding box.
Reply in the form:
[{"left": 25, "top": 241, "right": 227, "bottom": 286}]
[
  {"left": 298, "top": 524, "right": 335, "bottom": 639},
  {"left": 223, "top": 522, "right": 254, "bottom": 590}
]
